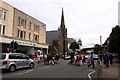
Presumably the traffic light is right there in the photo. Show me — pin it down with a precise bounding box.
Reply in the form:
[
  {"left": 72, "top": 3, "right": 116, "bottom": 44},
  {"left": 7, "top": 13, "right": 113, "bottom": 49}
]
[
  {"left": 10, "top": 40, "right": 18, "bottom": 49},
  {"left": 10, "top": 40, "right": 14, "bottom": 49},
  {"left": 14, "top": 41, "right": 18, "bottom": 49}
]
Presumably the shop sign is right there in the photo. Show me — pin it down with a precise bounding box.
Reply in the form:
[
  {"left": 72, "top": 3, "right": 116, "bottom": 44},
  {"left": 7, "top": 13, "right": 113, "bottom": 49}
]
[{"left": 17, "top": 41, "right": 34, "bottom": 46}]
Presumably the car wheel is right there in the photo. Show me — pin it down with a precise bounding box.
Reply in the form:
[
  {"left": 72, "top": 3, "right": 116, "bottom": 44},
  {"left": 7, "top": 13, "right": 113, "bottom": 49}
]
[
  {"left": 9, "top": 65, "right": 16, "bottom": 72},
  {"left": 29, "top": 63, "right": 34, "bottom": 68}
]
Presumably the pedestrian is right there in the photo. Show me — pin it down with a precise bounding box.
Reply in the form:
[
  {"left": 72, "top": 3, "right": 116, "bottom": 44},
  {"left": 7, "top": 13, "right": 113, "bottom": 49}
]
[
  {"left": 82, "top": 55, "right": 85, "bottom": 65},
  {"left": 104, "top": 52, "right": 109, "bottom": 67},
  {"left": 109, "top": 53, "right": 113, "bottom": 65},
  {"left": 37, "top": 54, "right": 40, "bottom": 64},
  {"left": 103, "top": 53, "right": 106, "bottom": 65},
  {"left": 55, "top": 54, "right": 60, "bottom": 63},
  {"left": 87, "top": 53, "right": 91, "bottom": 65},
  {"left": 88, "top": 52, "right": 95, "bottom": 68},
  {"left": 79, "top": 53, "right": 82, "bottom": 66},
  {"left": 47, "top": 53, "right": 50, "bottom": 64},
  {"left": 76, "top": 54, "right": 80, "bottom": 66},
  {"left": 44, "top": 53, "right": 47, "bottom": 65}
]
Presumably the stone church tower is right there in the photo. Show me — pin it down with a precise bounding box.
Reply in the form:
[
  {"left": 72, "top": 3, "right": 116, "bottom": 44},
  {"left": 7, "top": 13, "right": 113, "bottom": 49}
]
[{"left": 58, "top": 8, "right": 68, "bottom": 57}]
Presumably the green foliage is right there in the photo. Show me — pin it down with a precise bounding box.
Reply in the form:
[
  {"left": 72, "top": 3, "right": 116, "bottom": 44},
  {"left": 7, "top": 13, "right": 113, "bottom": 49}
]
[
  {"left": 94, "top": 44, "right": 103, "bottom": 54},
  {"left": 108, "top": 25, "right": 120, "bottom": 54},
  {"left": 53, "top": 40, "right": 59, "bottom": 50},
  {"left": 48, "top": 40, "right": 59, "bottom": 54},
  {"left": 69, "top": 42, "right": 79, "bottom": 51}
]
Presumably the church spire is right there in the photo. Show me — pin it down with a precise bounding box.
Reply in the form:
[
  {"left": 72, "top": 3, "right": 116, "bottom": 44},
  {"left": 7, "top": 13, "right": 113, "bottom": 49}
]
[{"left": 60, "top": 8, "right": 65, "bottom": 30}]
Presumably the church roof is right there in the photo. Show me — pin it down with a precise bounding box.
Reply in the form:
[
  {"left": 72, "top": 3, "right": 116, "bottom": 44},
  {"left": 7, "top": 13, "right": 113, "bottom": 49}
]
[
  {"left": 67, "top": 38, "right": 76, "bottom": 44},
  {"left": 46, "top": 30, "right": 61, "bottom": 45}
]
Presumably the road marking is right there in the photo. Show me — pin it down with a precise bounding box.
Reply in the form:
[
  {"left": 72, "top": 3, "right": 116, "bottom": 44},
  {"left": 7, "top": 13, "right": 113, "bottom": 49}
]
[
  {"left": 43, "top": 66, "right": 50, "bottom": 69},
  {"left": 3, "top": 65, "right": 50, "bottom": 78},
  {"left": 88, "top": 70, "right": 95, "bottom": 80},
  {"left": 3, "top": 69, "right": 34, "bottom": 77},
  {"left": 36, "top": 66, "right": 50, "bottom": 70},
  {"left": 9, "top": 72, "right": 24, "bottom": 76},
  {"left": 24, "top": 69, "right": 34, "bottom": 73}
]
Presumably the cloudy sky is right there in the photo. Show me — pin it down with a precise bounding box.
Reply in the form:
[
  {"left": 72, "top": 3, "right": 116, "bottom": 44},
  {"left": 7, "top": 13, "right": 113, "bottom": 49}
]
[{"left": 3, "top": 0, "right": 120, "bottom": 47}]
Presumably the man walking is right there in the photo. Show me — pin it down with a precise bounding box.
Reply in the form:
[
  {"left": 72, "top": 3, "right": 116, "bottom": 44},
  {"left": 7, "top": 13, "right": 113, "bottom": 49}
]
[{"left": 88, "top": 52, "right": 95, "bottom": 68}]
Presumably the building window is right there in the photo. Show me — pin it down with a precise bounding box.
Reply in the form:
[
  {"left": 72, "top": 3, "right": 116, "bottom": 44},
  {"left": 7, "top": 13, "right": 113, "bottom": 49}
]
[
  {"left": 24, "top": 31, "right": 26, "bottom": 39},
  {"left": 20, "top": 31, "right": 23, "bottom": 39},
  {"left": 34, "top": 25, "right": 35, "bottom": 31},
  {"left": 29, "top": 22, "right": 31, "bottom": 30},
  {"left": 33, "top": 35, "right": 39, "bottom": 42},
  {"left": 21, "top": 19, "right": 24, "bottom": 26},
  {"left": 4, "top": 11, "right": 6, "bottom": 20},
  {"left": 35, "top": 35, "right": 37, "bottom": 41},
  {"left": 38, "top": 26, "right": 40, "bottom": 32},
  {"left": 38, "top": 36, "right": 39, "bottom": 42},
  {"left": 18, "top": 17, "right": 21, "bottom": 26},
  {"left": 29, "top": 33, "right": 31, "bottom": 40},
  {"left": 0, "top": 24, "right": 1, "bottom": 35},
  {"left": 3, "top": 25, "right": 5, "bottom": 35},
  {"left": 33, "top": 34, "right": 35, "bottom": 41},
  {"left": 24, "top": 20, "right": 26, "bottom": 28},
  {"left": 18, "top": 30, "right": 20, "bottom": 38},
  {"left": 0, "top": 10, "right": 3, "bottom": 19}
]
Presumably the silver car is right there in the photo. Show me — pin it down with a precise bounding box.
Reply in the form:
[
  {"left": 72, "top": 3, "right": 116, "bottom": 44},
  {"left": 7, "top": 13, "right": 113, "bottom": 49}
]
[{"left": 0, "top": 53, "right": 34, "bottom": 72}]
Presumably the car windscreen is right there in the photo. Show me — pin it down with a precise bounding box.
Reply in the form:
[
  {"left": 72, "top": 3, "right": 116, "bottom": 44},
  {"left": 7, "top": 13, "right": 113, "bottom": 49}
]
[{"left": 0, "top": 54, "right": 6, "bottom": 60}]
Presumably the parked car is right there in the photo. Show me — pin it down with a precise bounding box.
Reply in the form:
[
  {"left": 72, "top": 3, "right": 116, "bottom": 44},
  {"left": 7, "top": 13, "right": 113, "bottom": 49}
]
[
  {"left": 85, "top": 54, "right": 98, "bottom": 60},
  {"left": 64, "top": 55, "right": 71, "bottom": 60},
  {"left": 93, "top": 54, "right": 98, "bottom": 60},
  {"left": 0, "top": 53, "right": 34, "bottom": 72},
  {"left": 85, "top": 55, "right": 89, "bottom": 59}
]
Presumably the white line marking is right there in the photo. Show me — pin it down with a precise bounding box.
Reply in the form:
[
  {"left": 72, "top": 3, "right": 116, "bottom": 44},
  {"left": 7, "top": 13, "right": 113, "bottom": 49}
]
[
  {"left": 88, "top": 70, "right": 95, "bottom": 80},
  {"left": 10, "top": 73, "right": 24, "bottom": 76},
  {"left": 43, "top": 66, "right": 49, "bottom": 69},
  {"left": 4, "top": 69, "right": 34, "bottom": 77},
  {"left": 3, "top": 66, "right": 50, "bottom": 77},
  {"left": 24, "top": 69, "right": 34, "bottom": 73}
]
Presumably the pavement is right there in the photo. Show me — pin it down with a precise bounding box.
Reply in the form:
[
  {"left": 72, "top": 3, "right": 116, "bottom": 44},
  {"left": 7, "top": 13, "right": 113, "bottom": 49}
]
[{"left": 101, "top": 59, "right": 120, "bottom": 79}]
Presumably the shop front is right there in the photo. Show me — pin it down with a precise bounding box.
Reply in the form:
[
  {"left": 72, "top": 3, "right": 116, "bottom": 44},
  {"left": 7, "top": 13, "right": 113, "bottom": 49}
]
[{"left": 0, "top": 37, "right": 49, "bottom": 56}]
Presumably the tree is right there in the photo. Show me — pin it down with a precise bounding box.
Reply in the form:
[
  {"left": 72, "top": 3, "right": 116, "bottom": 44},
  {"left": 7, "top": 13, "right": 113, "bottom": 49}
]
[
  {"left": 69, "top": 42, "right": 79, "bottom": 51},
  {"left": 108, "top": 25, "right": 120, "bottom": 61},
  {"left": 48, "top": 40, "right": 59, "bottom": 55},
  {"left": 94, "top": 44, "right": 103, "bottom": 54}
]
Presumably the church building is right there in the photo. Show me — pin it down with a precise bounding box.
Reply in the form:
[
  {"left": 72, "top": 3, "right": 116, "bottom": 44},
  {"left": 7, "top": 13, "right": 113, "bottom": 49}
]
[{"left": 46, "top": 9, "right": 68, "bottom": 57}]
